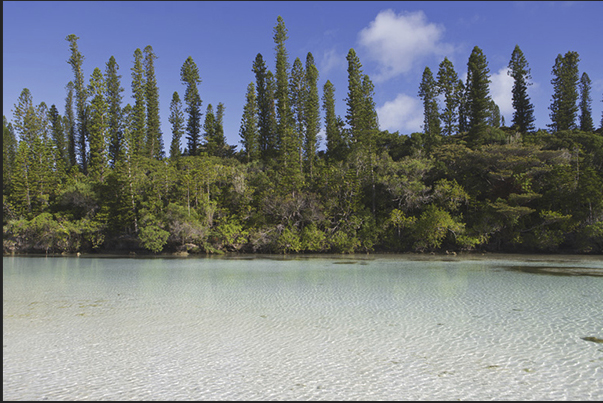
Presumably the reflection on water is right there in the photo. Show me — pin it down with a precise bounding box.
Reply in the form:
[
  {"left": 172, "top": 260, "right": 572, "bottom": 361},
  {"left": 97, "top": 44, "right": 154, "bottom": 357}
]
[{"left": 3, "top": 255, "right": 603, "bottom": 400}]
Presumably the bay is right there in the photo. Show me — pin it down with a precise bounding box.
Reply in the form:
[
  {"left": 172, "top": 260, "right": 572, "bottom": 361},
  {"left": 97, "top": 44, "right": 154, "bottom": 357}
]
[{"left": 3, "top": 254, "right": 602, "bottom": 400}]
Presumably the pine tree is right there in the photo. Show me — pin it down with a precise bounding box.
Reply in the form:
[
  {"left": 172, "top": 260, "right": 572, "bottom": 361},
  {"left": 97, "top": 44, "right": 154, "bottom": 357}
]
[
  {"left": 105, "top": 55, "right": 124, "bottom": 167},
  {"left": 12, "top": 88, "right": 38, "bottom": 146},
  {"left": 345, "top": 48, "right": 364, "bottom": 145},
  {"left": 48, "top": 104, "right": 68, "bottom": 175},
  {"left": 180, "top": 56, "right": 202, "bottom": 156},
  {"left": 3, "top": 116, "right": 18, "bottom": 199},
  {"left": 253, "top": 53, "right": 277, "bottom": 162},
  {"left": 436, "top": 57, "right": 460, "bottom": 136},
  {"left": 214, "top": 102, "right": 227, "bottom": 157},
  {"left": 131, "top": 48, "right": 146, "bottom": 156},
  {"left": 64, "top": 81, "right": 77, "bottom": 169},
  {"left": 87, "top": 67, "right": 108, "bottom": 183},
  {"left": 10, "top": 141, "right": 33, "bottom": 216},
  {"left": 65, "top": 34, "right": 88, "bottom": 174},
  {"left": 105, "top": 56, "right": 124, "bottom": 167},
  {"left": 203, "top": 103, "right": 216, "bottom": 155},
  {"left": 273, "top": 15, "right": 296, "bottom": 173},
  {"left": 168, "top": 91, "right": 184, "bottom": 161},
  {"left": 323, "top": 80, "right": 346, "bottom": 161},
  {"left": 239, "top": 82, "right": 259, "bottom": 162},
  {"left": 304, "top": 52, "right": 320, "bottom": 179},
  {"left": 418, "top": 66, "right": 441, "bottom": 138},
  {"left": 507, "top": 45, "right": 535, "bottom": 133},
  {"left": 289, "top": 57, "right": 305, "bottom": 172},
  {"left": 548, "top": 51, "right": 580, "bottom": 132},
  {"left": 488, "top": 100, "right": 501, "bottom": 128},
  {"left": 578, "top": 72, "right": 594, "bottom": 132},
  {"left": 465, "top": 46, "right": 492, "bottom": 140},
  {"left": 144, "top": 45, "right": 163, "bottom": 159},
  {"left": 457, "top": 80, "right": 469, "bottom": 133}
]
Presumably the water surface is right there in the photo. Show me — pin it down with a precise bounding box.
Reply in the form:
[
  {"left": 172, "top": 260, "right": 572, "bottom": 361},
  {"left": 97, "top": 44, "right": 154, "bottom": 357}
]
[{"left": 3, "top": 254, "right": 603, "bottom": 400}]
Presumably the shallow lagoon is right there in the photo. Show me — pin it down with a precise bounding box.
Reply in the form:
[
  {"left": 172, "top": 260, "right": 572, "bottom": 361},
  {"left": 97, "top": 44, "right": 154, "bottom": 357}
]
[{"left": 3, "top": 254, "right": 603, "bottom": 400}]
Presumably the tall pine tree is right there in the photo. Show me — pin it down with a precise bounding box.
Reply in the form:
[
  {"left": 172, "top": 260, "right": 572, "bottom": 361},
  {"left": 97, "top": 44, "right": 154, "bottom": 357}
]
[
  {"left": 180, "top": 56, "right": 202, "bottom": 156},
  {"left": 436, "top": 57, "right": 460, "bottom": 136},
  {"left": 105, "top": 55, "right": 124, "bottom": 167},
  {"left": 252, "top": 53, "right": 277, "bottom": 162},
  {"left": 87, "top": 67, "right": 108, "bottom": 183},
  {"left": 507, "top": 45, "right": 535, "bottom": 133},
  {"left": 66, "top": 34, "right": 88, "bottom": 173},
  {"left": 418, "top": 66, "right": 441, "bottom": 140},
  {"left": 304, "top": 52, "right": 320, "bottom": 179},
  {"left": 465, "top": 46, "right": 492, "bottom": 141},
  {"left": 144, "top": 45, "right": 163, "bottom": 159},
  {"left": 239, "top": 82, "right": 259, "bottom": 162},
  {"left": 323, "top": 80, "right": 346, "bottom": 161},
  {"left": 131, "top": 48, "right": 146, "bottom": 157},
  {"left": 64, "top": 81, "right": 77, "bottom": 169},
  {"left": 578, "top": 72, "right": 594, "bottom": 132},
  {"left": 548, "top": 51, "right": 580, "bottom": 132},
  {"left": 168, "top": 91, "right": 184, "bottom": 161}
]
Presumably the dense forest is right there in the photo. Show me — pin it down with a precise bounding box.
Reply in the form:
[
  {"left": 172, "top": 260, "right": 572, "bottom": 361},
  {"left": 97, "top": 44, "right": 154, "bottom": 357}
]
[{"left": 3, "top": 17, "right": 603, "bottom": 255}]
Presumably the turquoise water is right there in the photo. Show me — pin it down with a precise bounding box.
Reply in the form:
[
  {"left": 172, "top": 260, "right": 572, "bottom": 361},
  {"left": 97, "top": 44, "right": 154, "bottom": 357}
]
[{"left": 3, "top": 254, "right": 603, "bottom": 400}]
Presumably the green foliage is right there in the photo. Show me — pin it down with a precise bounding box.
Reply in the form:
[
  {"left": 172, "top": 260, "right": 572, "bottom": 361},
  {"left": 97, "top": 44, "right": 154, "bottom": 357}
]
[
  {"left": 181, "top": 56, "right": 202, "bottom": 156},
  {"left": 412, "top": 205, "right": 464, "bottom": 251},
  {"left": 138, "top": 221, "right": 169, "bottom": 253},
  {"left": 549, "top": 51, "right": 580, "bottom": 132},
  {"left": 4, "top": 24, "right": 602, "bottom": 256},
  {"left": 418, "top": 66, "right": 441, "bottom": 142},
  {"left": 508, "top": 45, "right": 535, "bottom": 133},
  {"left": 274, "top": 226, "right": 302, "bottom": 254},
  {"left": 300, "top": 223, "right": 327, "bottom": 252}
]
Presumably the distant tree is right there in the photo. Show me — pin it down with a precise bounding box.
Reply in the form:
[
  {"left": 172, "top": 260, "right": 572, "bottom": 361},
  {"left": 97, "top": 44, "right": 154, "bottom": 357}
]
[
  {"left": 105, "top": 56, "right": 124, "bottom": 166},
  {"left": 48, "top": 104, "right": 67, "bottom": 175},
  {"left": 180, "top": 56, "right": 202, "bottom": 156},
  {"left": 273, "top": 15, "right": 297, "bottom": 174},
  {"left": 144, "top": 45, "right": 163, "bottom": 159},
  {"left": 253, "top": 53, "right": 277, "bottom": 162},
  {"left": 239, "top": 82, "right": 259, "bottom": 162},
  {"left": 457, "top": 80, "right": 469, "bottom": 133},
  {"left": 65, "top": 34, "right": 88, "bottom": 173},
  {"left": 345, "top": 48, "right": 364, "bottom": 144},
  {"left": 3, "top": 116, "right": 18, "bottom": 198},
  {"left": 214, "top": 102, "right": 227, "bottom": 157},
  {"left": 289, "top": 57, "right": 305, "bottom": 172},
  {"left": 436, "top": 57, "right": 460, "bottom": 136},
  {"left": 12, "top": 88, "right": 38, "bottom": 145},
  {"left": 548, "top": 51, "right": 580, "bottom": 132},
  {"left": 418, "top": 66, "right": 441, "bottom": 139},
  {"left": 64, "top": 81, "right": 77, "bottom": 169},
  {"left": 87, "top": 67, "right": 108, "bottom": 183},
  {"left": 168, "top": 91, "right": 184, "bottom": 161},
  {"left": 507, "top": 45, "right": 535, "bottom": 133},
  {"left": 131, "top": 48, "right": 146, "bottom": 156},
  {"left": 323, "top": 80, "right": 346, "bottom": 161},
  {"left": 465, "top": 46, "right": 492, "bottom": 140},
  {"left": 578, "top": 72, "right": 594, "bottom": 132},
  {"left": 304, "top": 52, "right": 320, "bottom": 179},
  {"left": 488, "top": 99, "right": 501, "bottom": 128},
  {"left": 203, "top": 103, "right": 216, "bottom": 154}
]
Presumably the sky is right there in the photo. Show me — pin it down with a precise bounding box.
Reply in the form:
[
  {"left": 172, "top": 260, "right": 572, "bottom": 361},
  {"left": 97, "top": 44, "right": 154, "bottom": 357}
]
[{"left": 3, "top": 1, "right": 603, "bottom": 152}]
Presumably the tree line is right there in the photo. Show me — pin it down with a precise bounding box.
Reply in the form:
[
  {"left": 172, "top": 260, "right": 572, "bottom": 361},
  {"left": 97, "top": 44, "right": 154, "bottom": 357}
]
[{"left": 3, "top": 16, "right": 603, "bottom": 255}]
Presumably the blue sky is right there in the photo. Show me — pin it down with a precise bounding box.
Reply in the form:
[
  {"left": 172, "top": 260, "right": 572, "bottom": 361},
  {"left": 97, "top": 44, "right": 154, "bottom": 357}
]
[{"left": 3, "top": 1, "right": 602, "bottom": 151}]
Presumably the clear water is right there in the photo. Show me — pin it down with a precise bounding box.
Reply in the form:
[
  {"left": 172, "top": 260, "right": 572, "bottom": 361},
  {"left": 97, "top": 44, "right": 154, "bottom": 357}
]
[{"left": 3, "top": 254, "right": 603, "bottom": 400}]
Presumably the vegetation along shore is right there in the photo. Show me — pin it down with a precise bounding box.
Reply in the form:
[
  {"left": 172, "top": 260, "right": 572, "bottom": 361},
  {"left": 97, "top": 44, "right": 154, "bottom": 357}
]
[{"left": 3, "top": 17, "right": 602, "bottom": 256}]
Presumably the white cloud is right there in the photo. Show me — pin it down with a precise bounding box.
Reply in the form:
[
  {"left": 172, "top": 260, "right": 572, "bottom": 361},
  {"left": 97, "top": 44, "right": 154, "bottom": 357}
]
[
  {"left": 358, "top": 9, "right": 454, "bottom": 82},
  {"left": 320, "top": 48, "right": 346, "bottom": 75},
  {"left": 376, "top": 93, "right": 423, "bottom": 134},
  {"left": 490, "top": 67, "right": 514, "bottom": 118}
]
